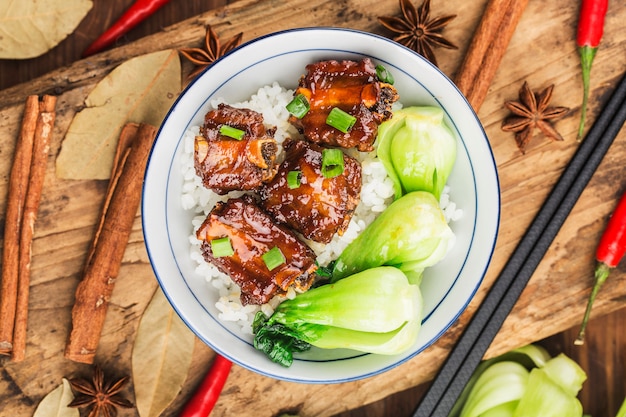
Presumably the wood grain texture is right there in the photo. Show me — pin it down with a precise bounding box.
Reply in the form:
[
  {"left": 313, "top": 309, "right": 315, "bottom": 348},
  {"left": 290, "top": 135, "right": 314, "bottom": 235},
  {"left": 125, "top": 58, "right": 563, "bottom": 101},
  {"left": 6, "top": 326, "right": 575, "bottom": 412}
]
[{"left": 0, "top": 0, "right": 625, "bottom": 416}]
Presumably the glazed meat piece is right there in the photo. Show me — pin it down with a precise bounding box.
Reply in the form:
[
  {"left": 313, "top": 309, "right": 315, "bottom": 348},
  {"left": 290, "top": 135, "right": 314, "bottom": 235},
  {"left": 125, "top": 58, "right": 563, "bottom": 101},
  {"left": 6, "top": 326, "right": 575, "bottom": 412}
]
[
  {"left": 259, "top": 139, "right": 362, "bottom": 244},
  {"left": 196, "top": 195, "right": 318, "bottom": 305},
  {"left": 288, "top": 58, "right": 399, "bottom": 152},
  {"left": 195, "top": 103, "right": 278, "bottom": 195}
]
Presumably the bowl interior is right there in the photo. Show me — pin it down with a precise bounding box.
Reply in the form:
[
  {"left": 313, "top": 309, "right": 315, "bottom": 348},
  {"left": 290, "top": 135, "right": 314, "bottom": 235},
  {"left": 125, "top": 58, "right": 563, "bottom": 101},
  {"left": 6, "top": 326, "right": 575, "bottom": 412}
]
[{"left": 142, "top": 27, "right": 500, "bottom": 383}]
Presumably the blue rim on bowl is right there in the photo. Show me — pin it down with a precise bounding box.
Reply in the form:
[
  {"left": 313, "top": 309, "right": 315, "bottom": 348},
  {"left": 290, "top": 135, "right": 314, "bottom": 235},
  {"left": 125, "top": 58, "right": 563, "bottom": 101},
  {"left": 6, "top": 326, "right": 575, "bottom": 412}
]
[{"left": 142, "top": 27, "right": 500, "bottom": 383}]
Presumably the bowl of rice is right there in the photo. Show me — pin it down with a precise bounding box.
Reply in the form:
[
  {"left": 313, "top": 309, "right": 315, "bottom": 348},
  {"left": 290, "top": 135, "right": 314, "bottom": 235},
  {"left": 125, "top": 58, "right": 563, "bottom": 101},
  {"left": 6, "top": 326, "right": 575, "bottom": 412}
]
[{"left": 142, "top": 27, "right": 500, "bottom": 383}]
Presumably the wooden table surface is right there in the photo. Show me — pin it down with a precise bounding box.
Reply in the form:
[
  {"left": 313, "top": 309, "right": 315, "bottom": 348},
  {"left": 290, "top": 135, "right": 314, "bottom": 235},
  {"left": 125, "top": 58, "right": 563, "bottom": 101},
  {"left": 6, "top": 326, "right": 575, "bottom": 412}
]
[{"left": 1, "top": 1, "right": 625, "bottom": 416}]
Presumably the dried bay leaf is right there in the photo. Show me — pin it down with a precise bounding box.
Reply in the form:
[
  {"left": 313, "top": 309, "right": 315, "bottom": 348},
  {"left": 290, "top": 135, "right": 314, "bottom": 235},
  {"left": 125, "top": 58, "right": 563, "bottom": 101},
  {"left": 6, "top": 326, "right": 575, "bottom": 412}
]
[
  {"left": 132, "top": 287, "right": 195, "bottom": 417},
  {"left": 0, "top": 0, "right": 93, "bottom": 59},
  {"left": 56, "top": 49, "right": 180, "bottom": 180},
  {"left": 33, "top": 378, "right": 79, "bottom": 417}
]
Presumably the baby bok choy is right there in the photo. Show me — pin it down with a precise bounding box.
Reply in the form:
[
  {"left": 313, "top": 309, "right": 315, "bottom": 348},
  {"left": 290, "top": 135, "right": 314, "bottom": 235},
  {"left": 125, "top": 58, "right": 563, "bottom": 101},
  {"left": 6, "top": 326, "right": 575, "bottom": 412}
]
[
  {"left": 331, "top": 191, "right": 455, "bottom": 283},
  {"left": 377, "top": 106, "right": 457, "bottom": 200},
  {"left": 252, "top": 266, "right": 422, "bottom": 367},
  {"left": 450, "top": 344, "right": 587, "bottom": 417}
]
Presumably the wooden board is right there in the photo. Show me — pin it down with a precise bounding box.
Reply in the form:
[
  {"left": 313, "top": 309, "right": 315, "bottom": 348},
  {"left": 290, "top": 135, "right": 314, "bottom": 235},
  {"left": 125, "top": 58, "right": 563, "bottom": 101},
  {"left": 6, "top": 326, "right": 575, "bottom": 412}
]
[{"left": 1, "top": 0, "right": 625, "bottom": 416}]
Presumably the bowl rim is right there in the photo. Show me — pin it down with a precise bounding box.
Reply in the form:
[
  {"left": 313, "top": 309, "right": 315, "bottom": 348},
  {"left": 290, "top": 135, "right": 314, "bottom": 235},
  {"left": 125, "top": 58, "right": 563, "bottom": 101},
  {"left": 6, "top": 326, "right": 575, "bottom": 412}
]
[{"left": 142, "top": 26, "right": 501, "bottom": 383}]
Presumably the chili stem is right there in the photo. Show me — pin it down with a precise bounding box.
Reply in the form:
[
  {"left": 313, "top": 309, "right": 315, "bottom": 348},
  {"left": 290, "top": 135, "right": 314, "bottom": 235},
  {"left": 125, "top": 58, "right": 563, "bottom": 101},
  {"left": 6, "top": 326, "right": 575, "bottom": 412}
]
[
  {"left": 577, "top": 46, "right": 597, "bottom": 141},
  {"left": 574, "top": 262, "right": 610, "bottom": 345}
]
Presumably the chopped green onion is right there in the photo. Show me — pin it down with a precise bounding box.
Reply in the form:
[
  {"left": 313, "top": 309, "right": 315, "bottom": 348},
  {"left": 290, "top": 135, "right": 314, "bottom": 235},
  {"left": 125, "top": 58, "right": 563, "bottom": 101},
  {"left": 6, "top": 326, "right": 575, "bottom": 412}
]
[
  {"left": 326, "top": 107, "right": 356, "bottom": 133},
  {"left": 219, "top": 125, "right": 245, "bottom": 140},
  {"left": 287, "top": 170, "right": 302, "bottom": 189},
  {"left": 376, "top": 64, "right": 395, "bottom": 84},
  {"left": 321, "top": 148, "right": 344, "bottom": 178},
  {"left": 286, "top": 94, "right": 310, "bottom": 118},
  {"left": 211, "top": 236, "right": 234, "bottom": 257},
  {"left": 262, "top": 246, "right": 286, "bottom": 271}
]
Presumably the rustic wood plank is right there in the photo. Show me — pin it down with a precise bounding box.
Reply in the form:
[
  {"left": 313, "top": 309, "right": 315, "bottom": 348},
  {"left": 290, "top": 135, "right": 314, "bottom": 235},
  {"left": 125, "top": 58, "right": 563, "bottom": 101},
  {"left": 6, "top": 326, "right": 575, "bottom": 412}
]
[{"left": 0, "top": 0, "right": 625, "bottom": 416}]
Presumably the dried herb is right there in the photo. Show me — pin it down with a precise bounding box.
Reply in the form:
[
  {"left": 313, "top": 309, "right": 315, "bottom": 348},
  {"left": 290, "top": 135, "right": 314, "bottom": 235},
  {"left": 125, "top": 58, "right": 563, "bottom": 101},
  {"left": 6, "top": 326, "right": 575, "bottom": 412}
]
[
  {"left": 0, "top": 0, "right": 92, "bottom": 59},
  {"left": 56, "top": 49, "right": 180, "bottom": 180},
  {"left": 33, "top": 379, "right": 79, "bottom": 417},
  {"left": 378, "top": 0, "right": 457, "bottom": 67},
  {"left": 68, "top": 365, "right": 133, "bottom": 417},
  {"left": 501, "top": 81, "right": 570, "bottom": 153},
  {"left": 132, "top": 288, "right": 195, "bottom": 417},
  {"left": 179, "top": 25, "right": 244, "bottom": 80}
]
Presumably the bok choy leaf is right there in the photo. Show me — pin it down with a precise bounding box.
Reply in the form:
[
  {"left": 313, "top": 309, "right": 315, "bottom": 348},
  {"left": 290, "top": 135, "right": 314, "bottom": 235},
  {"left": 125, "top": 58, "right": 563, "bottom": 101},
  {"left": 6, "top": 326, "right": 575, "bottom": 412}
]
[
  {"left": 451, "top": 344, "right": 587, "bottom": 417},
  {"left": 331, "top": 191, "right": 454, "bottom": 282},
  {"left": 252, "top": 266, "right": 423, "bottom": 367},
  {"left": 377, "top": 106, "right": 457, "bottom": 200}
]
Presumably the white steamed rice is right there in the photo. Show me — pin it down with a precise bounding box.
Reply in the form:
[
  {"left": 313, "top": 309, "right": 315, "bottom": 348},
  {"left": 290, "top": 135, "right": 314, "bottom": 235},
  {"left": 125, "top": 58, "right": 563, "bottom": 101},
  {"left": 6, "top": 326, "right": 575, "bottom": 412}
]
[{"left": 180, "top": 82, "right": 462, "bottom": 334}]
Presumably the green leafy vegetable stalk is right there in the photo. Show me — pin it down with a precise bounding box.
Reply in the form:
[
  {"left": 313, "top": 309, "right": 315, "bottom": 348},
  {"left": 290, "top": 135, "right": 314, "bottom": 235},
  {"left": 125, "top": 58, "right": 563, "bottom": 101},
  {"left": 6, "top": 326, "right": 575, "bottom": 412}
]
[
  {"left": 617, "top": 395, "right": 626, "bottom": 417},
  {"left": 377, "top": 106, "right": 457, "bottom": 200},
  {"left": 331, "top": 191, "right": 455, "bottom": 283},
  {"left": 252, "top": 266, "right": 423, "bottom": 367},
  {"left": 450, "top": 344, "right": 587, "bottom": 417}
]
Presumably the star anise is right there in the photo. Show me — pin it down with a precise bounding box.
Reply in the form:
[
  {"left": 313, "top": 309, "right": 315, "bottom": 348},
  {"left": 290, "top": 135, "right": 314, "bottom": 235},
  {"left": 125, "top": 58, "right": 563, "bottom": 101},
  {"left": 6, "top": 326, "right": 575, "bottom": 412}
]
[
  {"left": 179, "top": 25, "right": 243, "bottom": 80},
  {"left": 68, "top": 365, "right": 133, "bottom": 417},
  {"left": 378, "top": 0, "right": 457, "bottom": 67},
  {"left": 502, "top": 81, "right": 570, "bottom": 153}
]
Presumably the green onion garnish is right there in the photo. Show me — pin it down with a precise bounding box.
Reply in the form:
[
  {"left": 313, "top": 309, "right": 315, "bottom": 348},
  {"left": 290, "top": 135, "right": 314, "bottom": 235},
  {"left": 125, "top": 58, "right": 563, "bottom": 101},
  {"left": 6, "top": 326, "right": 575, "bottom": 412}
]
[
  {"left": 219, "top": 125, "right": 245, "bottom": 140},
  {"left": 262, "top": 246, "right": 286, "bottom": 271},
  {"left": 211, "top": 236, "right": 234, "bottom": 258},
  {"left": 321, "top": 148, "right": 344, "bottom": 178},
  {"left": 286, "top": 94, "right": 310, "bottom": 118},
  {"left": 375, "top": 64, "right": 395, "bottom": 84},
  {"left": 326, "top": 107, "right": 356, "bottom": 133},
  {"left": 287, "top": 170, "right": 302, "bottom": 189}
]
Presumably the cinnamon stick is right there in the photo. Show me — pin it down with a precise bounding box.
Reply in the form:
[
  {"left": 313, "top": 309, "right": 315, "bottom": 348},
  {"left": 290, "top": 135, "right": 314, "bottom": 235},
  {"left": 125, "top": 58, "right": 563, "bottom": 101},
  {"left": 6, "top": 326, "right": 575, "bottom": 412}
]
[
  {"left": 0, "top": 95, "right": 56, "bottom": 360},
  {"left": 0, "top": 96, "right": 38, "bottom": 355},
  {"left": 454, "top": 0, "right": 530, "bottom": 111},
  {"left": 11, "top": 95, "right": 57, "bottom": 361},
  {"left": 85, "top": 123, "right": 139, "bottom": 269},
  {"left": 65, "top": 123, "right": 157, "bottom": 364}
]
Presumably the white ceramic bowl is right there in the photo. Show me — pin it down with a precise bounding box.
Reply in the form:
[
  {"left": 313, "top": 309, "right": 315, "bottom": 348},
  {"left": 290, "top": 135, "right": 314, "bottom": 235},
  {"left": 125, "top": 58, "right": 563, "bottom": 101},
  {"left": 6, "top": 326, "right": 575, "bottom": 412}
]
[{"left": 142, "top": 27, "right": 500, "bottom": 383}]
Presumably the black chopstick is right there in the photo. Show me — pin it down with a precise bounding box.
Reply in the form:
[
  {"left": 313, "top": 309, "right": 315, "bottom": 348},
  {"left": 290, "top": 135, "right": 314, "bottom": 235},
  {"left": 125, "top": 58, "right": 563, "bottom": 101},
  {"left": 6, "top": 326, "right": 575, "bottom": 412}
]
[{"left": 413, "top": 70, "right": 626, "bottom": 417}]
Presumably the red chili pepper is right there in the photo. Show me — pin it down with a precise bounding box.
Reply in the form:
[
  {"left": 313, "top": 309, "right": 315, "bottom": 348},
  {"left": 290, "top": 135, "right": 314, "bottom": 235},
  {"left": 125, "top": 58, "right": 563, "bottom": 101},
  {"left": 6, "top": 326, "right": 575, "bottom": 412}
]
[
  {"left": 179, "top": 354, "right": 232, "bottom": 417},
  {"left": 575, "top": 190, "right": 626, "bottom": 345},
  {"left": 575, "top": 0, "right": 608, "bottom": 140},
  {"left": 82, "top": 0, "right": 172, "bottom": 57}
]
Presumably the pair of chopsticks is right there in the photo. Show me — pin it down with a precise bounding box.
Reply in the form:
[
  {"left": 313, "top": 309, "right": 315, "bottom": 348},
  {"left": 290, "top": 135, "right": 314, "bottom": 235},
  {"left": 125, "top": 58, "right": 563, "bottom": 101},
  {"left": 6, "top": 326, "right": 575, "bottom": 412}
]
[{"left": 413, "top": 70, "right": 626, "bottom": 417}]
